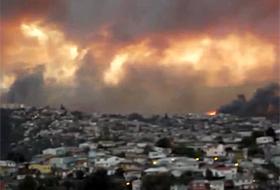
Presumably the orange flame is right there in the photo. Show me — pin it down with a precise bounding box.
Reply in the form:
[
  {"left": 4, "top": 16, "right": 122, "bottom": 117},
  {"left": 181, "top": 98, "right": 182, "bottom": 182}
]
[{"left": 207, "top": 111, "right": 217, "bottom": 116}]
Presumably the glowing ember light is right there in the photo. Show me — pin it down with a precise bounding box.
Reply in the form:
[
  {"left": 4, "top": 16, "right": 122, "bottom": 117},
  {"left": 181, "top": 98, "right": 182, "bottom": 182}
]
[{"left": 207, "top": 111, "right": 217, "bottom": 116}]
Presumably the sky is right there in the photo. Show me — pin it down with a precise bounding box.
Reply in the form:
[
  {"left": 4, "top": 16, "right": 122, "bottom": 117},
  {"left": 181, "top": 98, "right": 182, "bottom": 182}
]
[{"left": 0, "top": 0, "right": 279, "bottom": 113}]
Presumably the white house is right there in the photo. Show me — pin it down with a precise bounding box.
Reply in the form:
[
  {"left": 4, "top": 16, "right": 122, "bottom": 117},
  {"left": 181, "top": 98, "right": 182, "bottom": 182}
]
[
  {"left": 0, "top": 160, "right": 16, "bottom": 167},
  {"left": 210, "top": 166, "right": 237, "bottom": 180},
  {"left": 209, "top": 180, "right": 224, "bottom": 190},
  {"left": 256, "top": 136, "right": 274, "bottom": 145},
  {"left": 132, "top": 179, "right": 141, "bottom": 190},
  {"left": 144, "top": 167, "right": 168, "bottom": 175},
  {"left": 271, "top": 156, "right": 280, "bottom": 168},
  {"left": 49, "top": 157, "right": 75, "bottom": 169},
  {"left": 43, "top": 147, "right": 67, "bottom": 156},
  {"left": 170, "top": 158, "right": 199, "bottom": 173},
  {"left": 170, "top": 185, "right": 187, "bottom": 190},
  {"left": 205, "top": 144, "right": 226, "bottom": 157},
  {"left": 148, "top": 152, "right": 167, "bottom": 159},
  {"left": 95, "top": 156, "right": 125, "bottom": 168},
  {"left": 233, "top": 175, "right": 254, "bottom": 188}
]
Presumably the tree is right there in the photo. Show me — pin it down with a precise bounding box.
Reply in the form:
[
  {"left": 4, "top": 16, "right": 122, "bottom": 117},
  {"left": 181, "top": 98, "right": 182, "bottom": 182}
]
[
  {"left": 178, "top": 171, "right": 193, "bottom": 185},
  {"left": 156, "top": 138, "right": 172, "bottom": 148},
  {"left": 115, "top": 168, "right": 125, "bottom": 179},
  {"left": 142, "top": 173, "right": 174, "bottom": 190},
  {"left": 254, "top": 171, "right": 268, "bottom": 182},
  {"left": 83, "top": 169, "right": 111, "bottom": 190},
  {"left": 172, "top": 146, "right": 204, "bottom": 158},
  {"left": 18, "top": 176, "right": 38, "bottom": 190},
  {"left": 205, "top": 169, "right": 214, "bottom": 180},
  {"left": 7, "top": 151, "right": 26, "bottom": 163},
  {"left": 248, "top": 146, "right": 264, "bottom": 157},
  {"left": 266, "top": 127, "right": 276, "bottom": 141},
  {"left": 240, "top": 130, "right": 264, "bottom": 148},
  {"left": 75, "top": 170, "right": 85, "bottom": 180},
  {"left": 62, "top": 180, "right": 74, "bottom": 190}
]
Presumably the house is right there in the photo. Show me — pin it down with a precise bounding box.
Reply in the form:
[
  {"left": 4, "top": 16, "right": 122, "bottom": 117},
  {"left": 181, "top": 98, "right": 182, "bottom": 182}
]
[
  {"left": 118, "top": 161, "right": 143, "bottom": 172},
  {"left": 148, "top": 151, "right": 167, "bottom": 159},
  {"left": 210, "top": 166, "right": 237, "bottom": 180},
  {"left": 256, "top": 136, "right": 274, "bottom": 145},
  {"left": 209, "top": 180, "right": 224, "bottom": 190},
  {"left": 0, "top": 160, "right": 16, "bottom": 168},
  {"left": 271, "top": 156, "right": 280, "bottom": 168},
  {"left": 170, "top": 184, "right": 187, "bottom": 190},
  {"left": 233, "top": 175, "right": 254, "bottom": 189},
  {"left": 95, "top": 156, "right": 125, "bottom": 168},
  {"left": 0, "top": 160, "right": 17, "bottom": 176},
  {"left": 188, "top": 180, "right": 210, "bottom": 190},
  {"left": 49, "top": 157, "right": 76, "bottom": 169},
  {"left": 205, "top": 144, "right": 226, "bottom": 157},
  {"left": 132, "top": 179, "right": 141, "bottom": 190},
  {"left": 79, "top": 142, "right": 97, "bottom": 150},
  {"left": 124, "top": 171, "right": 142, "bottom": 181},
  {"left": 29, "top": 164, "right": 52, "bottom": 174},
  {"left": 42, "top": 147, "right": 67, "bottom": 156},
  {"left": 170, "top": 157, "right": 200, "bottom": 176},
  {"left": 144, "top": 167, "right": 169, "bottom": 175}
]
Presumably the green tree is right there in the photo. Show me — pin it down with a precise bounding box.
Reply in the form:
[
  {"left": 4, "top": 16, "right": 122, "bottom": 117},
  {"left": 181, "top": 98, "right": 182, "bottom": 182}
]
[
  {"left": 172, "top": 146, "right": 204, "bottom": 158},
  {"left": 156, "top": 138, "right": 172, "bottom": 148},
  {"left": 266, "top": 127, "right": 276, "bottom": 141},
  {"left": 142, "top": 173, "right": 174, "bottom": 190},
  {"left": 254, "top": 171, "right": 268, "bottom": 182},
  {"left": 248, "top": 146, "right": 264, "bottom": 157}
]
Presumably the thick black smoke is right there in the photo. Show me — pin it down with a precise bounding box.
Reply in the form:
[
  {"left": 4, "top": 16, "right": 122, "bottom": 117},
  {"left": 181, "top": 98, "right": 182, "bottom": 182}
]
[
  {"left": 2, "top": 66, "right": 46, "bottom": 106},
  {"left": 219, "top": 83, "right": 280, "bottom": 118}
]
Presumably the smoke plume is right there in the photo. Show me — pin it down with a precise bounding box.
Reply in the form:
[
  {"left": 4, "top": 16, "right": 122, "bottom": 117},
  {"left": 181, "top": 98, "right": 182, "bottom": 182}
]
[{"left": 219, "top": 83, "right": 280, "bottom": 118}]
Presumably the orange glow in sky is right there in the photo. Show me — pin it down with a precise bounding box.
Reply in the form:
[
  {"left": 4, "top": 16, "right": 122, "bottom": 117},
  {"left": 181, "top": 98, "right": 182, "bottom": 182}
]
[{"left": 1, "top": 21, "right": 277, "bottom": 90}]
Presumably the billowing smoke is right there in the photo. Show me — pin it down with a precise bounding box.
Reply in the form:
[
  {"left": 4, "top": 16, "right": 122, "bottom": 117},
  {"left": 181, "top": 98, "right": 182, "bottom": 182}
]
[
  {"left": 1, "top": 0, "right": 279, "bottom": 113},
  {"left": 219, "top": 83, "right": 280, "bottom": 118},
  {"left": 1, "top": 66, "right": 46, "bottom": 106}
]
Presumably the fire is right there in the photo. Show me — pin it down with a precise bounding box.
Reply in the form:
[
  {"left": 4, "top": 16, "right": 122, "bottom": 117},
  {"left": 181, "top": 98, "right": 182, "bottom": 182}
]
[
  {"left": 103, "top": 33, "right": 276, "bottom": 86},
  {"left": 21, "top": 23, "right": 48, "bottom": 44},
  {"left": 2, "top": 21, "right": 87, "bottom": 88},
  {"left": 1, "top": 20, "right": 277, "bottom": 91},
  {"left": 207, "top": 111, "right": 217, "bottom": 116},
  {"left": 104, "top": 54, "right": 128, "bottom": 85}
]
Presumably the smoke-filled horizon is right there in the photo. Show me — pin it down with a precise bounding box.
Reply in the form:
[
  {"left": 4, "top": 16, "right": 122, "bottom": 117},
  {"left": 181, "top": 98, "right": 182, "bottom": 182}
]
[{"left": 1, "top": 0, "right": 279, "bottom": 113}]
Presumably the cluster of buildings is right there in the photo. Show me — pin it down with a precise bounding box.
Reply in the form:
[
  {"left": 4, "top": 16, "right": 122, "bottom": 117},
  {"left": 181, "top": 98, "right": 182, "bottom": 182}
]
[{"left": 0, "top": 105, "right": 280, "bottom": 190}]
